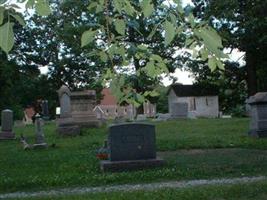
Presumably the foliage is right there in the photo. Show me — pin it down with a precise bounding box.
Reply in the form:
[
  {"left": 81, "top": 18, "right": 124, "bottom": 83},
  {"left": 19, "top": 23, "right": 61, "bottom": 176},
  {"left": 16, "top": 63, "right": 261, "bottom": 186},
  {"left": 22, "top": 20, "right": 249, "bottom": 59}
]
[
  {"left": 192, "top": 0, "right": 267, "bottom": 96},
  {"left": 155, "top": 85, "right": 168, "bottom": 113},
  {"left": 0, "top": 0, "right": 227, "bottom": 108}
]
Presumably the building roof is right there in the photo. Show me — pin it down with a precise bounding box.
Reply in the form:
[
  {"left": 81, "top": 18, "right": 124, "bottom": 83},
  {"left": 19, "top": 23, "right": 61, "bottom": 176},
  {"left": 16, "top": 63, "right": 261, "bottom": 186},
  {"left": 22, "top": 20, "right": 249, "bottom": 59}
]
[
  {"left": 168, "top": 84, "right": 219, "bottom": 97},
  {"left": 100, "top": 88, "right": 118, "bottom": 105}
]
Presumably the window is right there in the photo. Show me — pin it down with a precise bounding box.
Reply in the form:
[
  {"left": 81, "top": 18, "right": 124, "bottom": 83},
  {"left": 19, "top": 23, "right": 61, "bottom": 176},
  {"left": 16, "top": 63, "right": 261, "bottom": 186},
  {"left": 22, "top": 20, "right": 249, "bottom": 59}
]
[{"left": 190, "top": 98, "right": 196, "bottom": 111}]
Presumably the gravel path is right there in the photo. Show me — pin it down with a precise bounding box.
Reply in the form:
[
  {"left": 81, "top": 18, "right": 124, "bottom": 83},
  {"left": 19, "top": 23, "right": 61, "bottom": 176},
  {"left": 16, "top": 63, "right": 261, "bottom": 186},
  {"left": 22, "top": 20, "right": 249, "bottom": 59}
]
[{"left": 0, "top": 176, "right": 266, "bottom": 199}]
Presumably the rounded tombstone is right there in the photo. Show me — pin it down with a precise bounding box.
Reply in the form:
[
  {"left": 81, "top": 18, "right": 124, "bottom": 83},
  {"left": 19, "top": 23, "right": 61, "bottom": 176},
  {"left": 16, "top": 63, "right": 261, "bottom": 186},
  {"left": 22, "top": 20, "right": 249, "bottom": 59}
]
[{"left": 1, "top": 109, "right": 14, "bottom": 132}]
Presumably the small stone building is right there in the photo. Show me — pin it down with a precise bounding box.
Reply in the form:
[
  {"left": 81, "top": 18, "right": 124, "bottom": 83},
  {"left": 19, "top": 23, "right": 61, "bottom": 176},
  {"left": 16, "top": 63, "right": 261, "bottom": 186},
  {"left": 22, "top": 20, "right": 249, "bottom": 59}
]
[{"left": 167, "top": 84, "right": 219, "bottom": 118}]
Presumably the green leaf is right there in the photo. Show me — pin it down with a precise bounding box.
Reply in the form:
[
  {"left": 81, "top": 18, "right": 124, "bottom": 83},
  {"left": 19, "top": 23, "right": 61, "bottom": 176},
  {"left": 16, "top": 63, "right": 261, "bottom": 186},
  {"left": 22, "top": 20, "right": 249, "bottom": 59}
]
[
  {"left": 145, "top": 61, "right": 156, "bottom": 78},
  {"left": 200, "top": 48, "right": 208, "bottom": 61},
  {"left": 26, "top": 0, "right": 35, "bottom": 9},
  {"left": 35, "top": 0, "right": 51, "bottom": 16},
  {"left": 0, "top": 6, "right": 4, "bottom": 25},
  {"left": 151, "top": 54, "right": 163, "bottom": 62},
  {"left": 194, "top": 27, "right": 225, "bottom": 58},
  {"left": 173, "top": 0, "right": 184, "bottom": 14},
  {"left": 208, "top": 57, "right": 217, "bottom": 72},
  {"left": 216, "top": 60, "right": 225, "bottom": 70},
  {"left": 114, "top": 19, "right": 126, "bottom": 35},
  {"left": 124, "top": 0, "right": 135, "bottom": 16},
  {"left": 10, "top": 13, "right": 26, "bottom": 26},
  {"left": 149, "top": 90, "right": 159, "bottom": 97},
  {"left": 113, "top": 0, "right": 122, "bottom": 13},
  {"left": 99, "top": 51, "right": 108, "bottom": 62},
  {"left": 0, "top": 22, "right": 14, "bottom": 54},
  {"left": 87, "top": 2, "right": 98, "bottom": 11},
  {"left": 81, "top": 29, "right": 96, "bottom": 47},
  {"left": 141, "top": 0, "right": 154, "bottom": 18},
  {"left": 164, "top": 20, "right": 176, "bottom": 46}
]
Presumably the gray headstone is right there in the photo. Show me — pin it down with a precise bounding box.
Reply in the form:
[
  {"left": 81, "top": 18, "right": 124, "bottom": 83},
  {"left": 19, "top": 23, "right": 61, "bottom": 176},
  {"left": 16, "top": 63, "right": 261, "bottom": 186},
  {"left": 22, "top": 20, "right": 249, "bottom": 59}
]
[
  {"left": 248, "top": 92, "right": 267, "bottom": 138},
  {"left": 58, "top": 85, "right": 72, "bottom": 118},
  {"left": 136, "top": 114, "right": 147, "bottom": 121},
  {"left": 0, "top": 109, "right": 15, "bottom": 139},
  {"left": 108, "top": 123, "right": 156, "bottom": 161},
  {"left": 33, "top": 114, "right": 47, "bottom": 148},
  {"left": 171, "top": 102, "right": 188, "bottom": 118},
  {"left": 1, "top": 109, "right": 13, "bottom": 131},
  {"left": 100, "top": 123, "right": 165, "bottom": 171}
]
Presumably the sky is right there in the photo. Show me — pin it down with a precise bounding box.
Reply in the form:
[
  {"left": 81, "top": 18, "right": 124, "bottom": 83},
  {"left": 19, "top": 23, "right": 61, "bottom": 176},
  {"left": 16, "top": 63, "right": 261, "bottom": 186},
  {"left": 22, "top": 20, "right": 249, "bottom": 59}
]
[{"left": 29, "top": 0, "right": 245, "bottom": 86}]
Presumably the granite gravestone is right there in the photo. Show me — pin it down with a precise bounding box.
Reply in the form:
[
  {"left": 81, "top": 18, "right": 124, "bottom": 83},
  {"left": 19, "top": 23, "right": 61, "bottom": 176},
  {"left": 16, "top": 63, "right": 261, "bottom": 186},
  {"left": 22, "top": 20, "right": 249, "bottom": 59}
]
[
  {"left": 33, "top": 114, "right": 47, "bottom": 148},
  {"left": 70, "top": 90, "right": 100, "bottom": 128},
  {"left": 171, "top": 102, "right": 188, "bottom": 118},
  {"left": 100, "top": 123, "right": 165, "bottom": 171},
  {"left": 136, "top": 114, "right": 147, "bottom": 122},
  {"left": 248, "top": 92, "right": 267, "bottom": 138},
  {"left": 57, "top": 85, "right": 80, "bottom": 136},
  {"left": 0, "top": 109, "right": 15, "bottom": 140}
]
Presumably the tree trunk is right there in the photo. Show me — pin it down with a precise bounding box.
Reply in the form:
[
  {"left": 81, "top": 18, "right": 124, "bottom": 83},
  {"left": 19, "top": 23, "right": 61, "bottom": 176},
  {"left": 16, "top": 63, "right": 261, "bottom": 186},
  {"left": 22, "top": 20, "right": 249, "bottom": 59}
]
[{"left": 246, "top": 50, "right": 257, "bottom": 96}]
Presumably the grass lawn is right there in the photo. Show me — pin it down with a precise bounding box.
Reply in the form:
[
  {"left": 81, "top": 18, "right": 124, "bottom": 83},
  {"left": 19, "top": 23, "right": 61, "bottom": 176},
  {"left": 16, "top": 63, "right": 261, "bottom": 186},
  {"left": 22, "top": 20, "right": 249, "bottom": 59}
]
[{"left": 1, "top": 118, "right": 267, "bottom": 194}]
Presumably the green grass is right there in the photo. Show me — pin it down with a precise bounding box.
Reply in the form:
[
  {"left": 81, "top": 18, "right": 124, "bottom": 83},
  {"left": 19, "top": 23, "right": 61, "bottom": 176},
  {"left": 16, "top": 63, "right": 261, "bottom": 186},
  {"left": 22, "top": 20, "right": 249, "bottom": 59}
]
[
  {"left": 18, "top": 181, "right": 267, "bottom": 200},
  {"left": 1, "top": 118, "right": 267, "bottom": 194}
]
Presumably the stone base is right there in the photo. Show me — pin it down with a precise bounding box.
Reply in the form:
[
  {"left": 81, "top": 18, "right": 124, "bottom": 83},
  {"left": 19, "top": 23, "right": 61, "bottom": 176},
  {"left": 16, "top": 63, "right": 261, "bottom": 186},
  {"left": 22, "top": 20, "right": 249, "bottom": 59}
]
[
  {"left": 57, "top": 125, "right": 81, "bottom": 136},
  {"left": 33, "top": 143, "right": 48, "bottom": 149},
  {"left": 72, "top": 120, "right": 101, "bottom": 128},
  {"left": 100, "top": 158, "right": 165, "bottom": 172},
  {"left": 248, "top": 129, "right": 267, "bottom": 138},
  {"left": 0, "top": 131, "right": 16, "bottom": 140}
]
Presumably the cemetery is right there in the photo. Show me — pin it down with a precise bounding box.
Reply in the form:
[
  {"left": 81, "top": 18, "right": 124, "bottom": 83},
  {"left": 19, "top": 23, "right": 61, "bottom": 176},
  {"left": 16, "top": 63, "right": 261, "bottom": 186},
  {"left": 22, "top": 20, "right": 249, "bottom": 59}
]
[{"left": 0, "top": 0, "right": 266, "bottom": 199}]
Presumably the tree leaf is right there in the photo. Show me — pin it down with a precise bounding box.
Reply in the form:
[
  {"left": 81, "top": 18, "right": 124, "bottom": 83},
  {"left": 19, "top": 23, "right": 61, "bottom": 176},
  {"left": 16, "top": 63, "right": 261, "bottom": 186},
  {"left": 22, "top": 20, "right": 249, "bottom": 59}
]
[
  {"left": 10, "top": 13, "right": 26, "bottom": 26},
  {"left": 113, "top": 0, "right": 122, "bottom": 13},
  {"left": 208, "top": 57, "right": 217, "bottom": 72},
  {"left": 216, "top": 59, "right": 225, "bottom": 70},
  {"left": 0, "top": 6, "right": 4, "bottom": 25},
  {"left": 141, "top": 0, "right": 154, "bottom": 18},
  {"left": 35, "top": 0, "right": 51, "bottom": 16},
  {"left": 114, "top": 19, "right": 126, "bottom": 35},
  {"left": 164, "top": 20, "right": 176, "bottom": 46},
  {"left": 194, "top": 27, "right": 225, "bottom": 58},
  {"left": 81, "top": 29, "right": 96, "bottom": 47},
  {"left": 0, "top": 22, "right": 14, "bottom": 54}
]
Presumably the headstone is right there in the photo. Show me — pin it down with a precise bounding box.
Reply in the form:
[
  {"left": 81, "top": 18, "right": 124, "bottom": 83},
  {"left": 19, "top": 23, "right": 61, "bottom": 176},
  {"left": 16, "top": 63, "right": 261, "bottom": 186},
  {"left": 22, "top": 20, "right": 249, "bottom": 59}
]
[
  {"left": 33, "top": 114, "right": 47, "bottom": 148},
  {"left": 100, "top": 123, "right": 165, "bottom": 171},
  {"left": 57, "top": 85, "right": 80, "bottom": 136},
  {"left": 247, "top": 92, "right": 267, "bottom": 138},
  {"left": 0, "top": 109, "right": 15, "bottom": 140},
  {"left": 41, "top": 100, "right": 49, "bottom": 120},
  {"left": 70, "top": 90, "right": 100, "bottom": 128},
  {"left": 171, "top": 102, "right": 188, "bottom": 118},
  {"left": 154, "top": 113, "right": 172, "bottom": 121},
  {"left": 136, "top": 114, "right": 147, "bottom": 121}
]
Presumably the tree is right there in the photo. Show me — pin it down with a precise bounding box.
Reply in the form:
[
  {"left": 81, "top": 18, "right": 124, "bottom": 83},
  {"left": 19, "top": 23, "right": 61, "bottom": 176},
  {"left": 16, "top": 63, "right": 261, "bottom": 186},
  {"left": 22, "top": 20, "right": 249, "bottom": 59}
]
[
  {"left": 1, "top": 0, "right": 227, "bottom": 109},
  {"left": 192, "top": 0, "right": 267, "bottom": 96}
]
